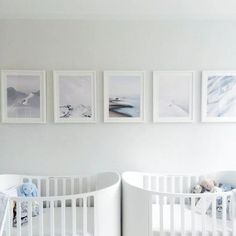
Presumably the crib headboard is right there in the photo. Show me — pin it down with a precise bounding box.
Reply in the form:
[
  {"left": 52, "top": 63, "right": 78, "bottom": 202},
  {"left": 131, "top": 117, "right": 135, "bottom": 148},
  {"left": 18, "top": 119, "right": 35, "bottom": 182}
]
[{"left": 0, "top": 175, "right": 22, "bottom": 192}]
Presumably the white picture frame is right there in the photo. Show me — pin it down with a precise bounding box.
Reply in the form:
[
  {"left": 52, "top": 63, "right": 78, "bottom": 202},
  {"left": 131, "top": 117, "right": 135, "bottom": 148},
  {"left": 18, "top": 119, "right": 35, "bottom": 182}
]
[
  {"left": 104, "top": 71, "right": 145, "bottom": 123},
  {"left": 153, "top": 71, "right": 195, "bottom": 123},
  {"left": 1, "top": 70, "right": 46, "bottom": 123},
  {"left": 201, "top": 71, "right": 236, "bottom": 122},
  {"left": 53, "top": 71, "right": 96, "bottom": 123}
]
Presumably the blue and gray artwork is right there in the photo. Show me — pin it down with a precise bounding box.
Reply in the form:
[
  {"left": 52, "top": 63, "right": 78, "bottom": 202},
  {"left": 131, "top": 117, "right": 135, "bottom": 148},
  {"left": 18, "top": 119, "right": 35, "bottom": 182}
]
[
  {"left": 109, "top": 76, "right": 141, "bottom": 118},
  {"left": 7, "top": 75, "right": 41, "bottom": 118},
  {"left": 207, "top": 76, "right": 236, "bottom": 117}
]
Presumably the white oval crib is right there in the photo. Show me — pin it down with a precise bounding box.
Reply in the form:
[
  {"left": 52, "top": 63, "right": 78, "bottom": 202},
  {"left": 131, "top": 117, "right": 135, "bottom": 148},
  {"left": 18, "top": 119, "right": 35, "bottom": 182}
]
[
  {"left": 122, "top": 171, "right": 236, "bottom": 236},
  {"left": 0, "top": 172, "right": 121, "bottom": 236}
]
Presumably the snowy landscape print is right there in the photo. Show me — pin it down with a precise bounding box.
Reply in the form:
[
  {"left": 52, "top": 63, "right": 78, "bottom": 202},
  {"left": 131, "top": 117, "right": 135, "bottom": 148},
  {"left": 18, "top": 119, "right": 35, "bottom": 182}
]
[
  {"left": 6, "top": 75, "right": 41, "bottom": 118},
  {"left": 58, "top": 75, "right": 93, "bottom": 119},
  {"left": 207, "top": 75, "right": 236, "bottom": 117},
  {"left": 158, "top": 73, "right": 191, "bottom": 118},
  {"left": 109, "top": 75, "right": 141, "bottom": 118}
]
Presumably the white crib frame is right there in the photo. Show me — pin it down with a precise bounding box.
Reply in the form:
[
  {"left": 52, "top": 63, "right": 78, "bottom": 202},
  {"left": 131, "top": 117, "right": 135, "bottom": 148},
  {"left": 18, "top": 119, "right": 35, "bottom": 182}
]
[
  {"left": 0, "top": 172, "right": 121, "bottom": 236},
  {"left": 122, "top": 171, "right": 236, "bottom": 236}
]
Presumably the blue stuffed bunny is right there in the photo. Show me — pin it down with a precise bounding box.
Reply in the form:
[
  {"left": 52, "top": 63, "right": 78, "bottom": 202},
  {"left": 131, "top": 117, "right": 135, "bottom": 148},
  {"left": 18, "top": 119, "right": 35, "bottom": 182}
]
[{"left": 18, "top": 183, "right": 38, "bottom": 197}]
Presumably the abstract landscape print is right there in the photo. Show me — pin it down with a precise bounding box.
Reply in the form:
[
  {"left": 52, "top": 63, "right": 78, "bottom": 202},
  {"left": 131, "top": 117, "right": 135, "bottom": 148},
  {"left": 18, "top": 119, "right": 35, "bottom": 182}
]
[
  {"left": 202, "top": 71, "right": 236, "bottom": 122},
  {"left": 1, "top": 70, "right": 46, "bottom": 123},
  {"left": 153, "top": 71, "right": 194, "bottom": 122},
  {"left": 53, "top": 71, "right": 96, "bottom": 123},
  {"left": 104, "top": 71, "right": 145, "bottom": 122}
]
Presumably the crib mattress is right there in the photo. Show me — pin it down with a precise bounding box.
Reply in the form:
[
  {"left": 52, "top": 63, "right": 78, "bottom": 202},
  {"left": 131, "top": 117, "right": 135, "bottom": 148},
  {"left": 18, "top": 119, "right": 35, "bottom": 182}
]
[
  {"left": 152, "top": 204, "right": 232, "bottom": 236},
  {"left": 6, "top": 207, "right": 94, "bottom": 236}
]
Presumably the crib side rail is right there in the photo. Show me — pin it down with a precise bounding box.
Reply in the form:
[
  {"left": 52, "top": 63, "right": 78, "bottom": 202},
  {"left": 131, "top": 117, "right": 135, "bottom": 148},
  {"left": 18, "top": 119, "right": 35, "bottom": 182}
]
[
  {"left": 151, "top": 190, "right": 236, "bottom": 236},
  {"left": 4, "top": 193, "right": 96, "bottom": 236}
]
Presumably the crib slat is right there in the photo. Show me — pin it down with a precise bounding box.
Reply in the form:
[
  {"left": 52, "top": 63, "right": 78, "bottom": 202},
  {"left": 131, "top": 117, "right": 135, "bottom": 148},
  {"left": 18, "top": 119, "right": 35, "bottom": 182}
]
[
  {"left": 155, "top": 176, "right": 159, "bottom": 191},
  {"left": 180, "top": 197, "right": 185, "bottom": 235},
  {"left": 71, "top": 178, "right": 75, "bottom": 195},
  {"left": 28, "top": 201, "right": 33, "bottom": 236},
  {"left": 232, "top": 193, "right": 235, "bottom": 235},
  {"left": 159, "top": 195, "right": 164, "bottom": 236},
  {"left": 160, "top": 177, "right": 167, "bottom": 204},
  {"left": 150, "top": 177, "right": 157, "bottom": 204},
  {"left": 6, "top": 202, "right": 11, "bottom": 236},
  {"left": 191, "top": 196, "right": 196, "bottom": 236},
  {"left": 37, "top": 178, "right": 41, "bottom": 196},
  {"left": 79, "top": 177, "right": 83, "bottom": 192},
  {"left": 54, "top": 179, "right": 58, "bottom": 207},
  {"left": 61, "top": 200, "right": 66, "bottom": 236},
  {"left": 93, "top": 196, "right": 98, "bottom": 235},
  {"left": 185, "top": 177, "right": 191, "bottom": 205},
  {"left": 17, "top": 201, "right": 21, "bottom": 236},
  {"left": 79, "top": 178, "right": 83, "bottom": 206},
  {"left": 212, "top": 196, "right": 217, "bottom": 236},
  {"left": 46, "top": 179, "right": 50, "bottom": 207},
  {"left": 72, "top": 198, "right": 76, "bottom": 236},
  {"left": 170, "top": 176, "right": 174, "bottom": 193},
  {"left": 50, "top": 200, "right": 55, "bottom": 236},
  {"left": 163, "top": 177, "right": 167, "bottom": 193},
  {"left": 39, "top": 200, "right": 44, "bottom": 236},
  {"left": 55, "top": 179, "right": 58, "bottom": 195},
  {"left": 148, "top": 195, "right": 152, "bottom": 236},
  {"left": 222, "top": 195, "right": 227, "bottom": 236},
  {"left": 159, "top": 177, "right": 163, "bottom": 193},
  {"left": 88, "top": 177, "right": 93, "bottom": 207},
  {"left": 83, "top": 197, "right": 88, "bottom": 235},
  {"left": 179, "top": 176, "right": 183, "bottom": 193},
  {"left": 85, "top": 177, "right": 88, "bottom": 193},
  {"left": 46, "top": 178, "right": 49, "bottom": 195},
  {"left": 62, "top": 178, "right": 66, "bottom": 195},
  {"left": 186, "top": 176, "right": 191, "bottom": 193},
  {"left": 201, "top": 196, "right": 206, "bottom": 236},
  {"left": 170, "top": 196, "right": 174, "bottom": 236},
  {"left": 54, "top": 178, "right": 58, "bottom": 196}
]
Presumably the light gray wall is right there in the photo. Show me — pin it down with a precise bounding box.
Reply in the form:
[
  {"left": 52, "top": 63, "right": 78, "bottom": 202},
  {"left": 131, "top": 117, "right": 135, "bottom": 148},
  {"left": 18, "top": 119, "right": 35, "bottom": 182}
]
[{"left": 0, "top": 19, "right": 236, "bottom": 175}]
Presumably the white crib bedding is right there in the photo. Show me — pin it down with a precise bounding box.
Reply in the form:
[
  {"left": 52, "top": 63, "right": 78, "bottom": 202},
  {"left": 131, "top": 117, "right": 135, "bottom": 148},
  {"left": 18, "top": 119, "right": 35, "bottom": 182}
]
[
  {"left": 152, "top": 204, "right": 232, "bottom": 236},
  {"left": 7, "top": 207, "right": 94, "bottom": 236}
]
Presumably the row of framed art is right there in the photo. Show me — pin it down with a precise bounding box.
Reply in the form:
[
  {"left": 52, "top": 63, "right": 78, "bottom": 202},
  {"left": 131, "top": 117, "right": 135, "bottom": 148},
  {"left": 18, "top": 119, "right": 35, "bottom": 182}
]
[{"left": 0, "top": 70, "right": 235, "bottom": 123}]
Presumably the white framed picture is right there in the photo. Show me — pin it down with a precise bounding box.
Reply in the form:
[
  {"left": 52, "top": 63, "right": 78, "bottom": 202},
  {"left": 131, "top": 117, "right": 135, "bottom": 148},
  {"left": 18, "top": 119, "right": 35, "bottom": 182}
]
[
  {"left": 153, "top": 71, "right": 195, "bottom": 123},
  {"left": 104, "top": 71, "right": 145, "bottom": 123},
  {"left": 202, "top": 71, "right": 236, "bottom": 122},
  {"left": 1, "top": 70, "right": 46, "bottom": 123},
  {"left": 53, "top": 71, "right": 96, "bottom": 123}
]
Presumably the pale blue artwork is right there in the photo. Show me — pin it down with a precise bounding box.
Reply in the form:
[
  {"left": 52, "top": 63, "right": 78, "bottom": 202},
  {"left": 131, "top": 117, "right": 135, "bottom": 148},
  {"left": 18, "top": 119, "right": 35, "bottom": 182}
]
[
  {"left": 207, "top": 76, "right": 236, "bottom": 117},
  {"left": 158, "top": 74, "right": 190, "bottom": 117},
  {"left": 7, "top": 75, "right": 40, "bottom": 118},
  {"left": 59, "top": 76, "right": 92, "bottom": 119},
  {"left": 109, "top": 76, "right": 141, "bottom": 118}
]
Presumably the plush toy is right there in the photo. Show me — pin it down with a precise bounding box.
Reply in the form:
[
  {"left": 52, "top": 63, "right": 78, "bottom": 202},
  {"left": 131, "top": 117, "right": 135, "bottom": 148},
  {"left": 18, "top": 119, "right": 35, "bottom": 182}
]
[
  {"left": 192, "top": 184, "right": 204, "bottom": 194},
  {"left": 191, "top": 179, "right": 234, "bottom": 218},
  {"left": 200, "top": 178, "right": 216, "bottom": 192},
  {"left": 18, "top": 183, "right": 38, "bottom": 197},
  {"left": 219, "top": 183, "right": 234, "bottom": 192},
  {"left": 210, "top": 186, "right": 223, "bottom": 193}
]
